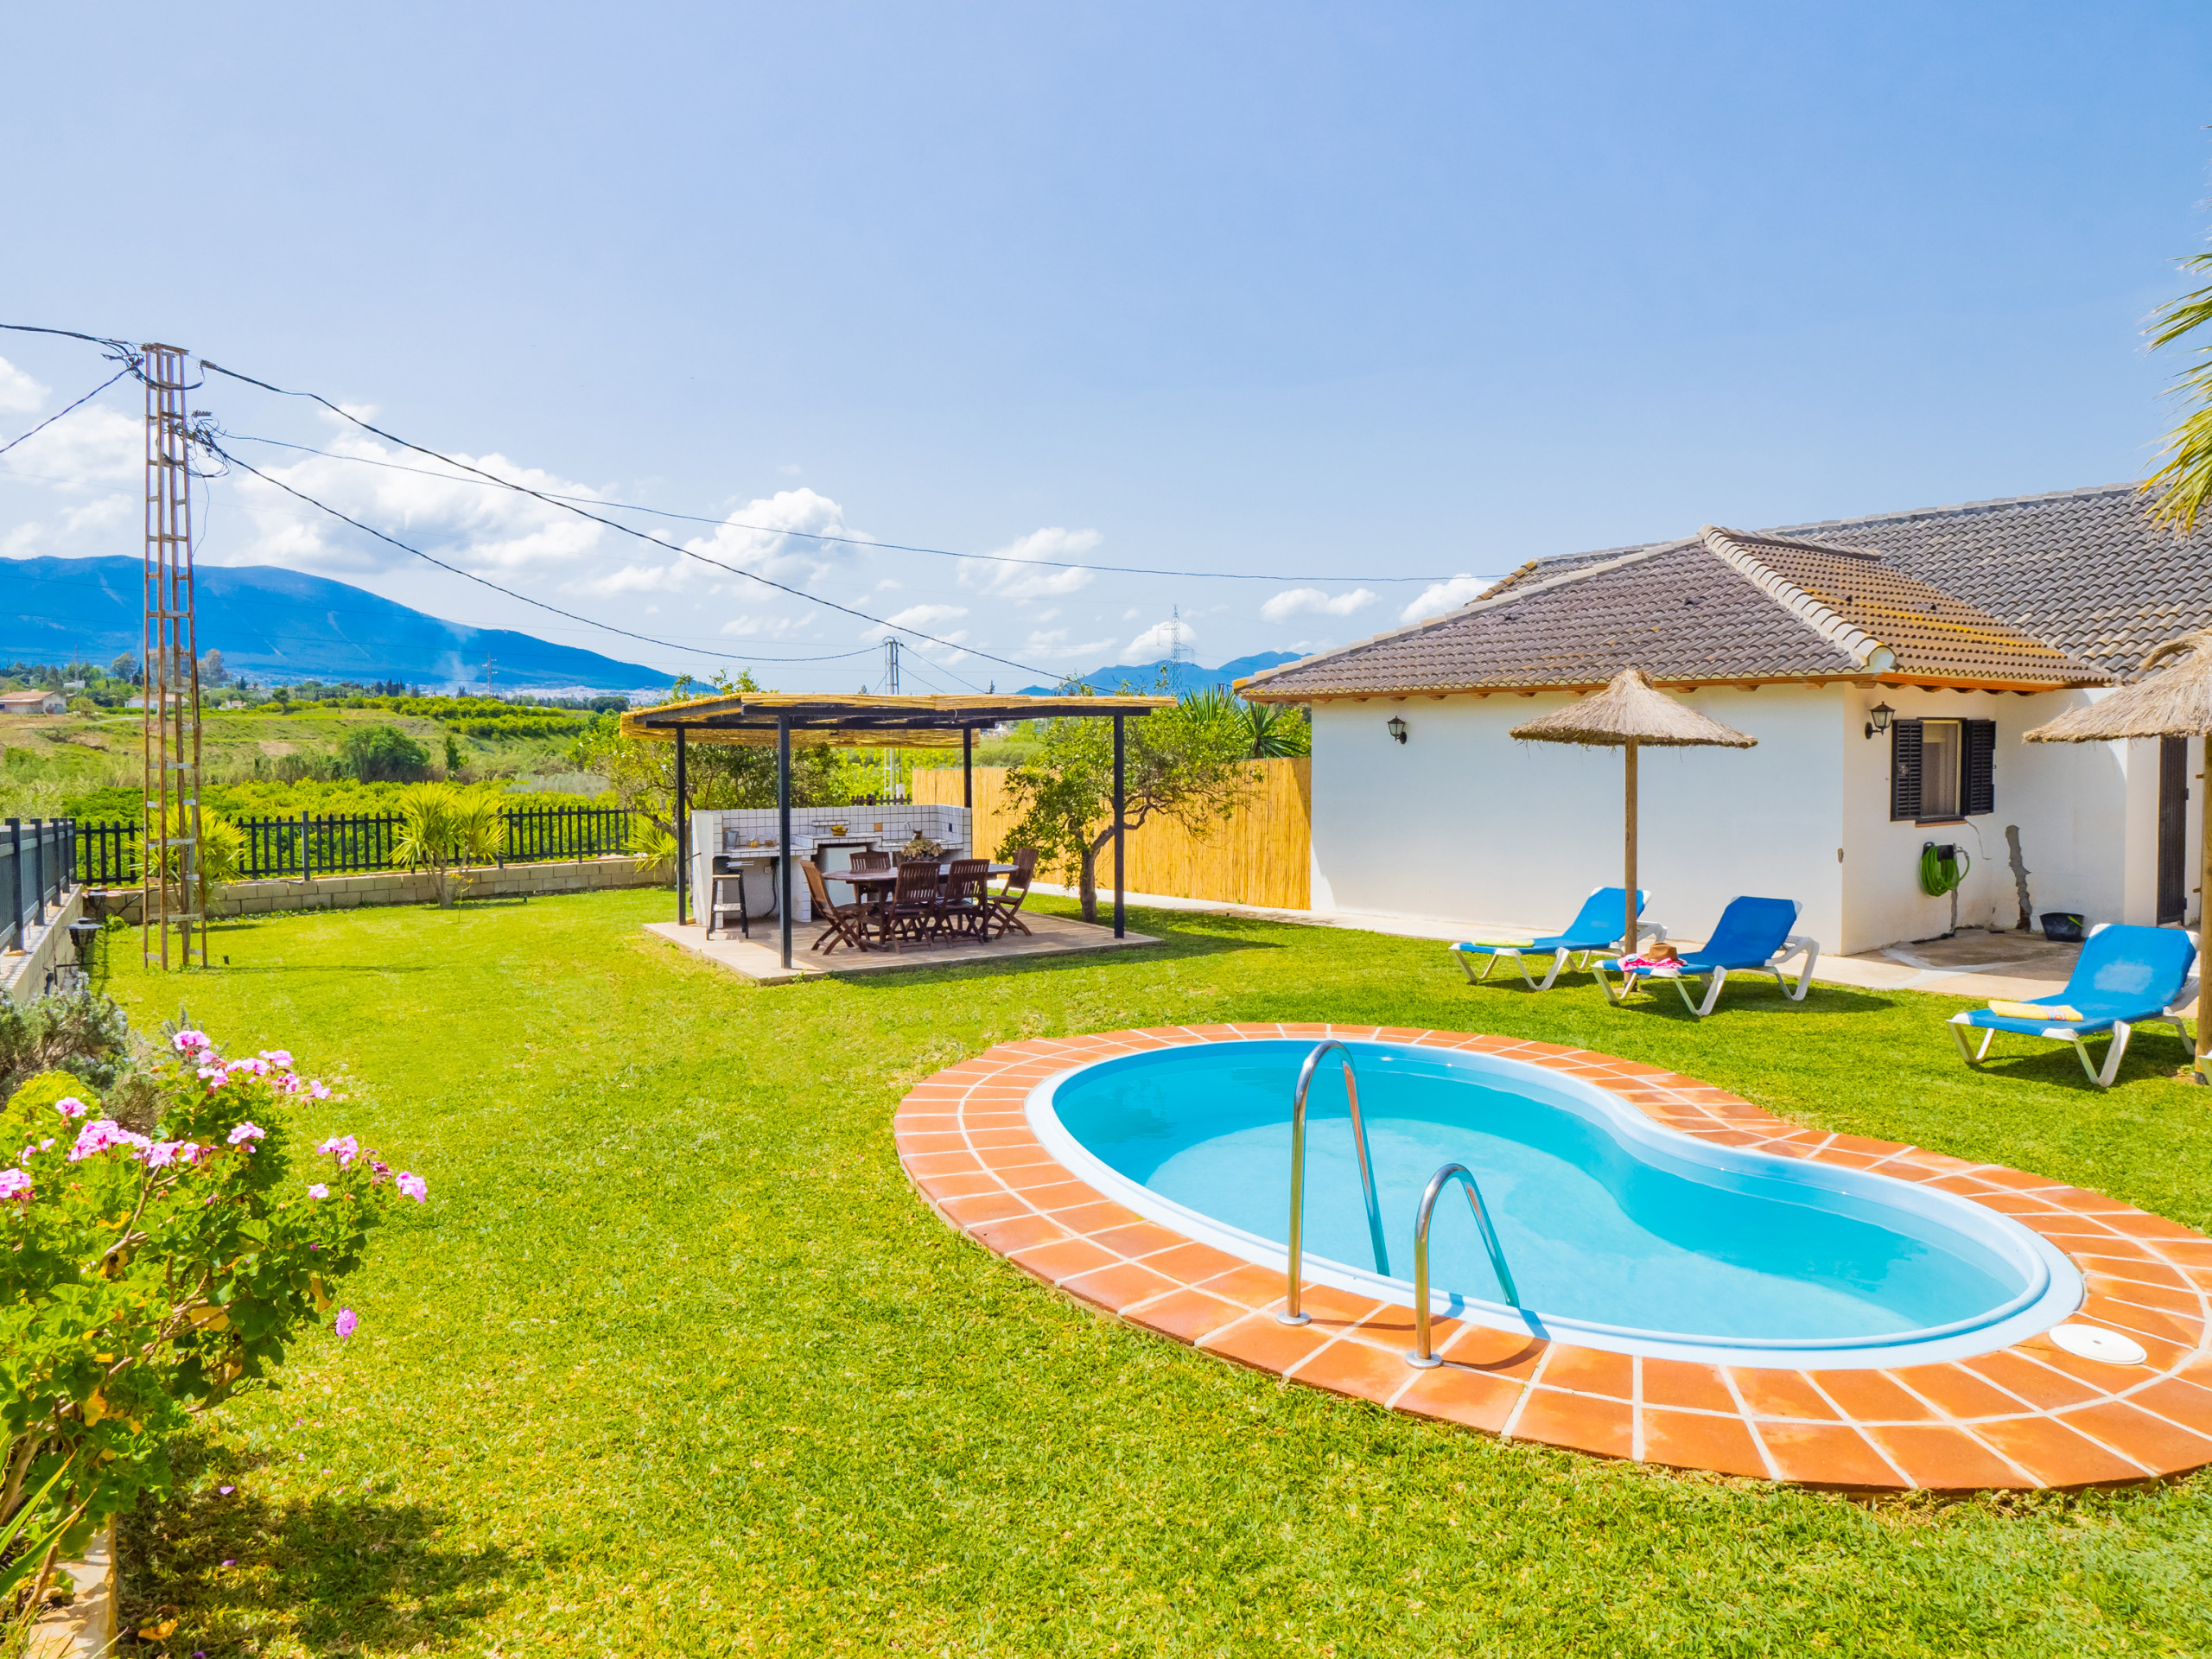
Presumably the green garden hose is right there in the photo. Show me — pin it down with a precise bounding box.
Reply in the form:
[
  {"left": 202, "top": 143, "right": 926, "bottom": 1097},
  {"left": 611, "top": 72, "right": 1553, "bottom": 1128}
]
[{"left": 1920, "top": 842, "right": 1969, "bottom": 897}]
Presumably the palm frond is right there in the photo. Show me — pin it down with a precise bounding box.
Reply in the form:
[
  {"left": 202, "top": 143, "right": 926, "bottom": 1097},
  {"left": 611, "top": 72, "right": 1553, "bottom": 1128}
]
[{"left": 2143, "top": 253, "right": 2212, "bottom": 534}]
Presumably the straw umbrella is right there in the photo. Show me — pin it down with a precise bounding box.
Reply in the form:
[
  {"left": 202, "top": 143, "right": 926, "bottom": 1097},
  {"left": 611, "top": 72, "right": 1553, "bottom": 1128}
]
[
  {"left": 2024, "top": 630, "right": 2212, "bottom": 1081},
  {"left": 1510, "top": 668, "right": 1758, "bottom": 958}
]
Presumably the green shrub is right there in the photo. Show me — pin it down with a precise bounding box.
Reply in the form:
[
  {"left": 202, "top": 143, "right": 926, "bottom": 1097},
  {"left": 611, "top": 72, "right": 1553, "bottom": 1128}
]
[
  {"left": 0, "top": 1027, "right": 424, "bottom": 1606},
  {"left": 338, "top": 725, "right": 432, "bottom": 783},
  {"left": 0, "top": 989, "right": 132, "bottom": 1103},
  {"left": 391, "top": 784, "right": 506, "bottom": 906}
]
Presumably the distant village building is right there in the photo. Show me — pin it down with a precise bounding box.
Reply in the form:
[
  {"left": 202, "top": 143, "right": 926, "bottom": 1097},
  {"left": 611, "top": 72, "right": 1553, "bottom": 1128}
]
[
  {"left": 0, "top": 690, "right": 67, "bottom": 715},
  {"left": 1239, "top": 484, "right": 2212, "bottom": 956}
]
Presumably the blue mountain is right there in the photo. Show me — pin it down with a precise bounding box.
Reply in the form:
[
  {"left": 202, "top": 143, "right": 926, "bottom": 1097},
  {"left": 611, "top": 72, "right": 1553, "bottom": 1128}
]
[
  {"left": 1020, "top": 651, "right": 1302, "bottom": 697},
  {"left": 1, "top": 556, "right": 669, "bottom": 691}
]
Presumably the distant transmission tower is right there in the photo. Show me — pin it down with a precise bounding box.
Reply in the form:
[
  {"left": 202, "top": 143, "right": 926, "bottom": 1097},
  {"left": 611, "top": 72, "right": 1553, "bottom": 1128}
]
[
  {"left": 882, "top": 636, "right": 902, "bottom": 801},
  {"left": 1166, "top": 605, "right": 1192, "bottom": 670},
  {"left": 141, "top": 344, "right": 206, "bottom": 969}
]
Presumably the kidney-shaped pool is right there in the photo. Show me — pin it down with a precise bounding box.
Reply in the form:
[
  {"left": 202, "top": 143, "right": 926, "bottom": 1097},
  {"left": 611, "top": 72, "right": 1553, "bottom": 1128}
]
[{"left": 1027, "top": 1039, "right": 2082, "bottom": 1369}]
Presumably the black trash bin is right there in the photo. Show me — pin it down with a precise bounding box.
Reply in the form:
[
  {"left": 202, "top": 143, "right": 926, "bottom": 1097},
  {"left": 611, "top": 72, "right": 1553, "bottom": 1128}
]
[{"left": 2039, "top": 912, "right": 2086, "bottom": 944}]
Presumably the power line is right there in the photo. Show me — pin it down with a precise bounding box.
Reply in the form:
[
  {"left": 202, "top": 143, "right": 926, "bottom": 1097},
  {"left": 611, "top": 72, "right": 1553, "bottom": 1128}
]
[
  {"left": 0, "top": 366, "right": 135, "bottom": 458},
  {"left": 200, "top": 361, "right": 1062, "bottom": 677},
  {"left": 218, "top": 432, "right": 1454, "bottom": 584},
  {"left": 194, "top": 437, "right": 932, "bottom": 671},
  {"left": 0, "top": 565, "right": 878, "bottom": 662}
]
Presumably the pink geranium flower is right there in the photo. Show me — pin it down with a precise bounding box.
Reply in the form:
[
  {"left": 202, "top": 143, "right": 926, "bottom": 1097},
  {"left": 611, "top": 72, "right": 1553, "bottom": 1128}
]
[
  {"left": 54, "top": 1097, "right": 87, "bottom": 1119},
  {"left": 258, "top": 1050, "right": 294, "bottom": 1067},
  {"left": 395, "top": 1172, "right": 428, "bottom": 1203},
  {"left": 334, "top": 1309, "right": 358, "bottom": 1338},
  {"left": 316, "top": 1135, "right": 359, "bottom": 1166},
  {"left": 68, "top": 1121, "right": 150, "bottom": 1163},
  {"left": 306, "top": 1182, "right": 329, "bottom": 1199},
  {"left": 226, "top": 1122, "right": 265, "bottom": 1147},
  {"left": 0, "top": 1169, "right": 32, "bottom": 1202},
  {"left": 172, "top": 1030, "right": 212, "bottom": 1053}
]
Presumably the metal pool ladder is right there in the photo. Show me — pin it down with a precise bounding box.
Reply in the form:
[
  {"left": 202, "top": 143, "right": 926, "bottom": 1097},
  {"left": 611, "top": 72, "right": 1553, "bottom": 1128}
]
[
  {"left": 1404, "top": 1164, "right": 1521, "bottom": 1368},
  {"left": 1279, "top": 1039, "right": 1391, "bottom": 1325}
]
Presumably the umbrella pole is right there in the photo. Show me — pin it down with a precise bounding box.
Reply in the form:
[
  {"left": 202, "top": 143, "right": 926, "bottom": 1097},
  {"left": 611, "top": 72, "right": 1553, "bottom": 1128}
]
[
  {"left": 2199, "top": 733, "right": 2210, "bottom": 1083},
  {"left": 1624, "top": 740, "right": 1638, "bottom": 957}
]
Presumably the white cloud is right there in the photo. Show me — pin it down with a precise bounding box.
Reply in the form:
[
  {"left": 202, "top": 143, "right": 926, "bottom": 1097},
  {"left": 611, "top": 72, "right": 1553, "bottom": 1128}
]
[
  {"left": 958, "top": 525, "right": 1099, "bottom": 601},
  {"left": 0, "top": 358, "right": 48, "bottom": 415},
  {"left": 1125, "top": 616, "right": 1196, "bottom": 660},
  {"left": 1400, "top": 575, "right": 1495, "bottom": 622},
  {"left": 1261, "top": 587, "right": 1377, "bottom": 624}
]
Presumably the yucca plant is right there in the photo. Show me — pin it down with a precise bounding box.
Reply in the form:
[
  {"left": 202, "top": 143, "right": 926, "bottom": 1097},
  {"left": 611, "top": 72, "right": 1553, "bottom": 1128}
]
[
  {"left": 392, "top": 784, "right": 506, "bottom": 908},
  {"left": 628, "top": 815, "right": 680, "bottom": 886}
]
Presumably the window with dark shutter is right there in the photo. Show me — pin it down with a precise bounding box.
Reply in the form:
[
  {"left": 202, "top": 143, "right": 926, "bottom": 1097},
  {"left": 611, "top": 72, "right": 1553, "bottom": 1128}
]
[
  {"left": 1965, "top": 720, "right": 1995, "bottom": 816},
  {"left": 1891, "top": 719, "right": 1923, "bottom": 821}
]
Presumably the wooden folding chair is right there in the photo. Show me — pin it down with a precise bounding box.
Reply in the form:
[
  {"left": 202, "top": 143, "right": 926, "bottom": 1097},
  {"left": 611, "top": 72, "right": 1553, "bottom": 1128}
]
[{"left": 801, "top": 860, "right": 873, "bottom": 955}]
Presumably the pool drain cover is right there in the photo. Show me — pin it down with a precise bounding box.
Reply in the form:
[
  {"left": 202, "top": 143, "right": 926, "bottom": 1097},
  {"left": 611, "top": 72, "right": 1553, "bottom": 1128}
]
[{"left": 2049, "top": 1324, "right": 2147, "bottom": 1365}]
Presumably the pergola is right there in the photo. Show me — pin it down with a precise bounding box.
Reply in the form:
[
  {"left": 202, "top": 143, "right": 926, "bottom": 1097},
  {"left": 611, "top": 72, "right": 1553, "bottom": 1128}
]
[{"left": 620, "top": 691, "right": 1173, "bottom": 969}]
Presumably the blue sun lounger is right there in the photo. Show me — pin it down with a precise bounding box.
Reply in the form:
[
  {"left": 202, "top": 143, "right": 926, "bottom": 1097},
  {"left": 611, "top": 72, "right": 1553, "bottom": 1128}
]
[
  {"left": 1598, "top": 895, "right": 1820, "bottom": 1016},
  {"left": 1452, "top": 887, "right": 1658, "bottom": 990},
  {"left": 1948, "top": 923, "right": 2197, "bottom": 1089}
]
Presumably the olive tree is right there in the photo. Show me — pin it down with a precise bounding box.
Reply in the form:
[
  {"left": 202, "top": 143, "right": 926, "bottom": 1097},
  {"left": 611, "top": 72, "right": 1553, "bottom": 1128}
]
[{"left": 995, "top": 694, "right": 1262, "bottom": 922}]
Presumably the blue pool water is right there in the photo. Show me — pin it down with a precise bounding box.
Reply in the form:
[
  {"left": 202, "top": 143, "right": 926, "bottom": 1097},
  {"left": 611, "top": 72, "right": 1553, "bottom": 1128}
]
[{"left": 1030, "top": 1041, "right": 2081, "bottom": 1364}]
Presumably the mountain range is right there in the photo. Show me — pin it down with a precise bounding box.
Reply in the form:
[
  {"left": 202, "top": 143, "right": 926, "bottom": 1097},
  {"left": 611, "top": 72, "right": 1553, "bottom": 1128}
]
[{"left": 2, "top": 556, "right": 669, "bottom": 691}]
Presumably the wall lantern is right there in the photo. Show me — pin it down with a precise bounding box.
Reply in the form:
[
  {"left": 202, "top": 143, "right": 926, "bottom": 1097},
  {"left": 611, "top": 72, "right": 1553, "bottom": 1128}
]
[
  {"left": 1865, "top": 702, "right": 1894, "bottom": 741},
  {"left": 1387, "top": 715, "right": 1408, "bottom": 745}
]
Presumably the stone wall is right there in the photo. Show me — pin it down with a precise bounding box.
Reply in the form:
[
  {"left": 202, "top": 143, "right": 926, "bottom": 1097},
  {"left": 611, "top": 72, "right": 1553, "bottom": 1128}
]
[{"left": 84, "top": 855, "right": 661, "bottom": 925}]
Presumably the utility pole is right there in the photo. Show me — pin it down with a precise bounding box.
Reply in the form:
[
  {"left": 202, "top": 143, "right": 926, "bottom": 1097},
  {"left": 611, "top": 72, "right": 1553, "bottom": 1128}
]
[
  {"left": 141, "top": 345, "right": 206, "bottom": 969},
  {"left": 882, "top": 636, "right": 902, "bottom": 801}
]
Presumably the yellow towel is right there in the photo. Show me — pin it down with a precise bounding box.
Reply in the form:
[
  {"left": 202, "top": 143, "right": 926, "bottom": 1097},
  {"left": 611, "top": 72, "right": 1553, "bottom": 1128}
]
[
  {"left": 1463, "top": 937, "right": 1538, "bottom": 949},
  {"left": 1989, "top": 999, "right": 2083, "bottom": 1022}
]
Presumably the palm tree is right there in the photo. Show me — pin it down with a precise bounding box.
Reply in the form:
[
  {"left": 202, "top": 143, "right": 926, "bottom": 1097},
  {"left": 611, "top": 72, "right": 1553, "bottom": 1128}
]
[
  {"left": 2146, "top": 251, "right": 2212, "bottom": 531},
  {"left": 393, "top": 785, "right": 506, "bottom": 907}
]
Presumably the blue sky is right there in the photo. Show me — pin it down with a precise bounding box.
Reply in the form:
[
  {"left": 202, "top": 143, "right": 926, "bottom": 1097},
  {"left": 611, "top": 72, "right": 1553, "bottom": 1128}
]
[{"left": 4, "top": 2, "right": 2211, "bottom": 690}]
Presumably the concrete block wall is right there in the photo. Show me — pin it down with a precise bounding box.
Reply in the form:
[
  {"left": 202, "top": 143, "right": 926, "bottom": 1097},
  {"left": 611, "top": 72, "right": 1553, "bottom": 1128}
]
[
  {"left": 0, "top": 887, "right": 87, "bottom": 1001},
  {"left": 84, "top": 855, "right": 660, "bottom": 925}
]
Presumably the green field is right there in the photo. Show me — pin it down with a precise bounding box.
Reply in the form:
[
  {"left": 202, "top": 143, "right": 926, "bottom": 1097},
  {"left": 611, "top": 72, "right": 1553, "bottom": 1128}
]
[{"left": 99, "top": 890, "right": 2212, "bottom": 1656}]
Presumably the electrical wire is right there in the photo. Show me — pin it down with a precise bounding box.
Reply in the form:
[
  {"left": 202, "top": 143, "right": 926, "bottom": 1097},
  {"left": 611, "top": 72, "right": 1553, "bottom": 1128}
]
[
  {"left": 0, "top": 566, "right": 881, "bottom": 662},
  {"left": 194, "top": 436, "right": 938, "bottom": 671},
  {"left": 217, "top": 432, "right": 1454, "bottom": 585},
  {"left": 0, "top": 366, "right": 134, "bottom": 459},
  {"left": 198, "top": 366, "right": 1054, "bottom": 677}
]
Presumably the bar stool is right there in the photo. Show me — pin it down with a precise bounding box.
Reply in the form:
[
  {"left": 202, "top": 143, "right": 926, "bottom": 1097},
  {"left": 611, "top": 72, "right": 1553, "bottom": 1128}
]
[{"left": 706, "top": 861, "right": 753, "bottom": 941}]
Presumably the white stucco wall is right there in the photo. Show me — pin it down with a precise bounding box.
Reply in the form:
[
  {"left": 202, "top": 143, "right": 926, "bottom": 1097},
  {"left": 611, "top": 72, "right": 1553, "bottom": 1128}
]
[
  {"left": 1309, "top": 686, "right": 2199, "bottom": 957},
  {"left": 1308, "top": 687, "right": 1846, "bottom": 950},
  {"left": 1834, "top": 686, "right": 2195, "bottom": 950}
]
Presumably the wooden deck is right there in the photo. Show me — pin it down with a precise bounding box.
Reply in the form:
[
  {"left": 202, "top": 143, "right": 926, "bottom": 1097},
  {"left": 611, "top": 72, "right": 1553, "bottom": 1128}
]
[{"left": 642, "top": 910, "right": 1158, "bottom": 985}]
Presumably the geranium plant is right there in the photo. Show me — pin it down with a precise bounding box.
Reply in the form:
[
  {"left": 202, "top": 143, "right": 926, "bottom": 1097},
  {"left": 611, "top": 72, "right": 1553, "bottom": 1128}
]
[{"left": 0, "top": 1028, "right": 425, "bottom": 1610}]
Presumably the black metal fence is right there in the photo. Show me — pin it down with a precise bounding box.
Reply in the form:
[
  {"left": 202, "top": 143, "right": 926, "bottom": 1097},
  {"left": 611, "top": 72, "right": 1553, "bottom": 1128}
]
[
  {"left": 72, "top": 806, "right": 638, "bottom": 887},
  {"left": 3, "top": 817, "right": 76, "bottom": 952}
]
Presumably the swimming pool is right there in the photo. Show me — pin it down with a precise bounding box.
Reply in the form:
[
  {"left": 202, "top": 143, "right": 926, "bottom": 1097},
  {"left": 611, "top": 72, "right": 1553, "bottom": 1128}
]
[{"left": 1027, "top": 1039, "right": 2083, "bottom": 1369}]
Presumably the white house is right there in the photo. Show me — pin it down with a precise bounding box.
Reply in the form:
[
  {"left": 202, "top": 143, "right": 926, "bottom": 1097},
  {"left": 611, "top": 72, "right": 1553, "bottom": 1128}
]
[
  {"left": 0, "top": 690, "right": 67, "bottom": 715},
  {"left": 1240, "top": 486, "right": 2212, "bottom": 957}
]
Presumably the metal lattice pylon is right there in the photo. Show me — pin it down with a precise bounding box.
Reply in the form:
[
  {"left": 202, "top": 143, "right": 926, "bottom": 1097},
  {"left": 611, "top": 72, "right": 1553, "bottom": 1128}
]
[{"left": 142, "top": 344, "right": 206, "bottom": 969}]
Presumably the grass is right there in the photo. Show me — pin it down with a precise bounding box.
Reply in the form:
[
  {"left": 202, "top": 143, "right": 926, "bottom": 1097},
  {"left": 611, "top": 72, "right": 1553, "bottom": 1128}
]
[{"left": 98, "top": 889, "right": 2212, "bottom": 1656}]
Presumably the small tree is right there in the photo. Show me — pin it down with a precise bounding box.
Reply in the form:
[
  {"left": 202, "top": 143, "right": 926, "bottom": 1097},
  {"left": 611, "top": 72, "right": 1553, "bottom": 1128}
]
[
  {"left": 340, "top": 723, "right": 432, "bottom": 783},
  {"left": 996, "top": 693, "right": 1261, "bottom": 922},
  {"left": 392, "top": 784, "right": 505, "bottom": 907}
]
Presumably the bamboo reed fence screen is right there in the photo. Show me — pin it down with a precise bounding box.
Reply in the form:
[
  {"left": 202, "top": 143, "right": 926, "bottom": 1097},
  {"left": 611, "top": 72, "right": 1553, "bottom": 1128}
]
[{"left": 912, "top": 758, "right": 1311, "bottom": 909}]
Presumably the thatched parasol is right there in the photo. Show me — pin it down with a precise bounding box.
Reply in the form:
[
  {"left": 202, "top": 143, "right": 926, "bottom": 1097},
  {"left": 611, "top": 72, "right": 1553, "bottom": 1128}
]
[
  {"left": 1511, "top": 668, "right": 1758, "bottom": 959},
  {"left": 2025, "top": 631, "right": 2212, "bottom": 1079}
]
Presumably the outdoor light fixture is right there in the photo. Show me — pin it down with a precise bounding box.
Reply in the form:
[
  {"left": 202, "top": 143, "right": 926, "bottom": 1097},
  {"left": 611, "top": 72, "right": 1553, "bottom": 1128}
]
[
  {"left": 1865, "top": 702, "right": 1894, "bottom": 741},
  {"left": 1387, "top": 715, "right": 1408, "bottom": 744}
]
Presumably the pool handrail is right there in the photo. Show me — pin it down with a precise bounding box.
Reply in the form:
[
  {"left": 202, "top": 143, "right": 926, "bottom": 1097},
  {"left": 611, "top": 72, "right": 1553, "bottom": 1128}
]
[
  {"left": 1279, "top": 1039, "right": 1389, "bottom": 1325},
  {"left": 1404, "top": 1161, "right": 1521, "bottom": 1367}
]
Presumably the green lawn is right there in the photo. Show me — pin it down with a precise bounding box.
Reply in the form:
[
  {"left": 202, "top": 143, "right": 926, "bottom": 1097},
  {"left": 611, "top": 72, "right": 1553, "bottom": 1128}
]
[{"left": 101, "top": 889, "right": 2212, "bottom": 1657}]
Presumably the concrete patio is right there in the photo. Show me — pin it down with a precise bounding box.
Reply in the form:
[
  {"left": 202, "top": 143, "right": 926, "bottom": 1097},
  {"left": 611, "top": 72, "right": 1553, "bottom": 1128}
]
[{"left": 644, "top": 908, "right": 1159, "bottom": 985}]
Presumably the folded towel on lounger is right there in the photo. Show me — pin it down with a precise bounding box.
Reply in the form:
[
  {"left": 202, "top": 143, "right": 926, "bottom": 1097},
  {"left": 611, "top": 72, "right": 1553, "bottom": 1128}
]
[
  {"left": 1988, "top": 999, "right": 2083, "bottom": 1022},
  {"left": 1460, "top": 937, "right": 1538, "bottom": 949}
]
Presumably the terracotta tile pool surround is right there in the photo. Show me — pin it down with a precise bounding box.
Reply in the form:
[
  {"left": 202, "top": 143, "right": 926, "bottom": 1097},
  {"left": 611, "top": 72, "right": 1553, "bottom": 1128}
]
[{"left": 894, "top": 1024, "right": 2212, "bottom": 1492}]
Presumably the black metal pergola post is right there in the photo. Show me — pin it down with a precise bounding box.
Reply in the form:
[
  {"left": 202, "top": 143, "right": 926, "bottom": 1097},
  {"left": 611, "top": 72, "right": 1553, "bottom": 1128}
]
[
  {"left": 674, "top": 727, "right": 689, "bottom": 926},
  {"left": 777, "top": 713, "right": 793, "bottom": 969},
  {"left": 1113, "top": 715, "right": 1126, "bottom": 939},
  {"left": 620, "top": 691, "right": 1170, "bottom": 971}
]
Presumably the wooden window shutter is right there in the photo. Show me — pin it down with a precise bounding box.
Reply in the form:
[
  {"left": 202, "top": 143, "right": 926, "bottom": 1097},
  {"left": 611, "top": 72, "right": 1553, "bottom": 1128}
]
[
  {"left": 1965, "top": 720, "right": 1996, "bottom": 816},
  {"left": 1890, "top": 720, "right": 1923, "bottom": 821}
]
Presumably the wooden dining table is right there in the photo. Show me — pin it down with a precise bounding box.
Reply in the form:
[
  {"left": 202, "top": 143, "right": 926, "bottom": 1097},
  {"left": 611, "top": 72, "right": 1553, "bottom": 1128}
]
[{"left": 826, "top": 862, "right": 1018, "bottom": 947}]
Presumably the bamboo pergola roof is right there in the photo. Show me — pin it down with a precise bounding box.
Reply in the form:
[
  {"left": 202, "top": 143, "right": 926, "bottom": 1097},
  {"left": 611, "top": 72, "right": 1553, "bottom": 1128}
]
[{"left": 620, "top": 690, "right": 1174, "bottom": 750}]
